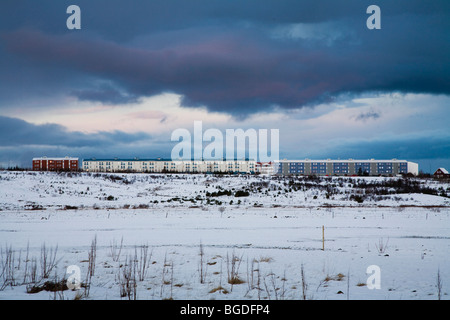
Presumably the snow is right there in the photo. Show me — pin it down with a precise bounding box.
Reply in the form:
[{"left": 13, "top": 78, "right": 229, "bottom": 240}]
[{"left": 0, "top": 171, "right": 449, "bottom": 300}]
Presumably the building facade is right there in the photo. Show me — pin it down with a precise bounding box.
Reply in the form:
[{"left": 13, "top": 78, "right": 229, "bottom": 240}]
[
  {"left": 82, "top": 158, "right": 256, "bottom": 174},
  {"left": 255, "top": 162, "right": 275, "bottom": 175},
  {"left": 81, "top": 158, "right": 419, "bottom": 176},
  {"left": 274, "top": 159, "right": 418, "bottom": 176},
  {"left": 434, "top": 168, "right": 449, "bottom": 179},
  {"left": 32, "top": 157, "right": 79, "bottom": 171}
]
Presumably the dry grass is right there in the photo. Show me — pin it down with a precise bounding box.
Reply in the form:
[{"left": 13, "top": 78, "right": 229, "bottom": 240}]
[
  {"left": 336, "top": 273, "right": 345, "bottom": 281},
  {"left": 356, "top": 282, "right": 366, "bottom": 287},
  {"left": 257, "top": 256, "right": 274, "bottom": 263},
  {"left": 209, "top": 285, "right": 229, "bottom": 294},
  {"left": 324, "top": 273, "right": 345, "bottom": 282},
  {"left": 228, "top": 276, "right": 245, "bottom": 285}
]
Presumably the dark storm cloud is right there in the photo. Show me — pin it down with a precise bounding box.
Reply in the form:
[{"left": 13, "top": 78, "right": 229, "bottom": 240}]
[
  {"left": 317, "top": 135, "right": 450, "bottom": 161},
  {"left": 70, "top": 86, "right": 140, "bottom": 105},
  {"left": 2, "top": 0, "right": 446, "bottom": 38},
  {"left": 0, "top": 0, "right": 449, "bottom": 115},
  {"left": 0, "top": 116, "right": 151, "bottom": 148}
]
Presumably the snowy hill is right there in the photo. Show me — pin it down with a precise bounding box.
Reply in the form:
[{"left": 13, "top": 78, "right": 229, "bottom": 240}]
[{"left": 0, "top": 171, "right": 449, "bottom": 212}]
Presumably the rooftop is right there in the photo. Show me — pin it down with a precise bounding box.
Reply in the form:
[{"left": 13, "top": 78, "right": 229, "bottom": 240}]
[
  {"left": 82, "top": 158, "right": 254, "bottom": 161},
  {"left": 33, "top": 157, "right": 78, "bottom": 160},
  {"left": 276, "top": 159, "right": 411, "bottom": 163}
]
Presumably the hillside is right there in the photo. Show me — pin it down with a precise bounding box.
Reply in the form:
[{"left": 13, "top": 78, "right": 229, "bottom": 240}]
[{"left": 0, "top": 171, "right": 449, "bottom": 212}]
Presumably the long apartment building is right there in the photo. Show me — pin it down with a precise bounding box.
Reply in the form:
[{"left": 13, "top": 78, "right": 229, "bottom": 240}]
[
  {"left": 274, "top": 159, "right": 419, "bottom": 176},
  {"left": 81, "top": 158, "right": 418, "bottom": 176},
  {"left": 82, "top": 158, "right": 256, "bottom": 174}
]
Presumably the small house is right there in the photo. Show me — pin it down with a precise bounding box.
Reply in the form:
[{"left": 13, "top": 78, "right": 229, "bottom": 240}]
[{"left": 434, "top": 168, "right": 449, "bottom": 179}]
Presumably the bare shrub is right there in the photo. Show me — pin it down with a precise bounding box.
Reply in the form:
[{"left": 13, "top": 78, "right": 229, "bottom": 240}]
[
  {"left": 84, "top": 236, "right": 97, "bottom": 297},
  {"left": 136, "top": 244, "right": 152, "bottom": 282},
  {"left": 227, "top": 251, "right": 245, "bottom": 289},
  {"left": 160, "top": 252, "right": 173, "bottom": 299},
  {"left": 118, "top": 254, "right": 137, "bottom": 300},
  {"left": 0, "top": 245, "right": 16, "bottom": 290},
  {"left": 437, "top": 268, "right": 442, "bottom": 300},
  {"left": 28, "top": 257, "right": 38, "bottom": 285},
  {"left": 109, "top": 237, "right": 123, "bottom": 262},
  {"left": 40, "top": 243, "right": 58, "bottom": 279},
  {"left": 375, "top": 238, "right": 389, "bottom": 254},
  {"left": 265, "top": 271, "right": 282, "bottom": 300},
  {"left": 199, "top": 242, "right": 206, "bottom": 284},
  {"left": 300, "top": 264, "right": 307, "bottom": 300}
]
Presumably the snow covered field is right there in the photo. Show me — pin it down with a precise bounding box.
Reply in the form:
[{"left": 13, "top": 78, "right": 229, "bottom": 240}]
[{"left": 0, "top": 171, "right": 449, "bottom": 300}]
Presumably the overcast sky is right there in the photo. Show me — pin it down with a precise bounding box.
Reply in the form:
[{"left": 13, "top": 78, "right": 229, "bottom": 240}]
[{"left": 0, "top": 0, "right": 449, "bottom": 171}]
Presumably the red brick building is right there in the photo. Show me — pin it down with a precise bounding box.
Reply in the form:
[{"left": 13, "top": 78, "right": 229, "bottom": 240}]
[{"left": 32, "top": 157, "right": 79, "bottom": 171}]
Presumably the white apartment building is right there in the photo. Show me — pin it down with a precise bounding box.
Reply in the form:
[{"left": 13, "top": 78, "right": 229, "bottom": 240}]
[{"left": 82, "top": 158, "right": 256, "bottom": 174}]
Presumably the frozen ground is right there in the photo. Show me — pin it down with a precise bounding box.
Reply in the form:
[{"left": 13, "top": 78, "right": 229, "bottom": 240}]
[{"left": 0, "top": 171, "right": 449, "bottom": 300}]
